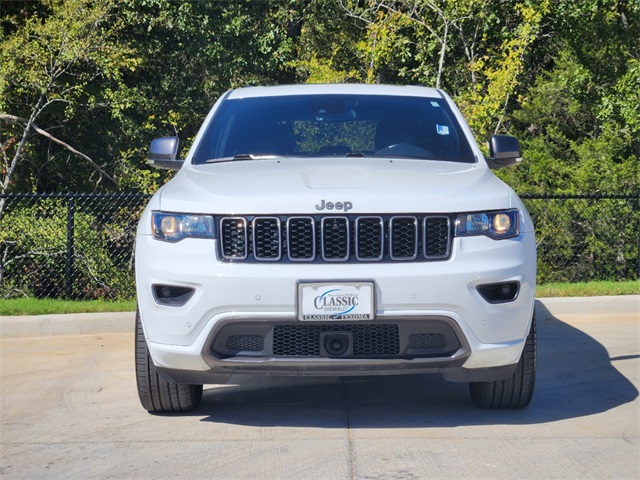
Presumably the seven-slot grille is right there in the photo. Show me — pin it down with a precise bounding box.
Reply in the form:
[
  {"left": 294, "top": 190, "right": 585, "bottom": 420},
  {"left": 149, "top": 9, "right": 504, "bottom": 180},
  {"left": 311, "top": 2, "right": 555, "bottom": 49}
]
[{"left": 219, "top": 215, "right": 451, "bottom": 262}]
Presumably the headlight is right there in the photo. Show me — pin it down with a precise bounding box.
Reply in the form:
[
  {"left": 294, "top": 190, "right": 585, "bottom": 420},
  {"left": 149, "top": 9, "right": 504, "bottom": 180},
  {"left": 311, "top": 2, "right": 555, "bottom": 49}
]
[
  {"left": 152, "top": 212, "right": 215, "bottom": 242},
  {"left": 455, "top": 209, "right": 519, "bottom": 240}
]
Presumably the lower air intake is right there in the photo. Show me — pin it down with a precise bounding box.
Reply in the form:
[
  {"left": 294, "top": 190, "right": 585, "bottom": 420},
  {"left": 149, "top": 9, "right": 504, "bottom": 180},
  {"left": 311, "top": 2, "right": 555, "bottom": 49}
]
[{"left": 272, "top": 324, "right": 400, "bottom": 357}]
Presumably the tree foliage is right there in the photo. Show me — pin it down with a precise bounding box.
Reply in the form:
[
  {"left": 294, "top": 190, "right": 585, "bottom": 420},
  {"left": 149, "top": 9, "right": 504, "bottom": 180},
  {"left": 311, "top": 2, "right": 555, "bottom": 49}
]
[
  {"left": 499, "top": 0, "right": 639, "bottom": 194},
  {"left": 0, "top": 0, "right": 139, "bottom": 198},
  {"left": 0, "top": 0, "right": 637, "bottom": 196}
]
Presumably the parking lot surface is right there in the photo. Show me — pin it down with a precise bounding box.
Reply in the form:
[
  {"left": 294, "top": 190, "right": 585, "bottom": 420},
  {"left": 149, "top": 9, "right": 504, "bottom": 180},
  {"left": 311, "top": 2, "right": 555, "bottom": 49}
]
[{"left": 1, "top": 296, "right": 638, "bottom": 479}]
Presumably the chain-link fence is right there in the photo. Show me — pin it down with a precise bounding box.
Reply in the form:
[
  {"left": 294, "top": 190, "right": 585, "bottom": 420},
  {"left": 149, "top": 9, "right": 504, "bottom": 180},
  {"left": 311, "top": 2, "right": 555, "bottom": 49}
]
[
  {"left": 522, "top": 194, "right": 639, "bottom": 283},
  {"left": 0, "top": 193, "right": 638, "bottom": 300},
  {"left": 0, "top": 193, "right": 149, "bottom": 300}
]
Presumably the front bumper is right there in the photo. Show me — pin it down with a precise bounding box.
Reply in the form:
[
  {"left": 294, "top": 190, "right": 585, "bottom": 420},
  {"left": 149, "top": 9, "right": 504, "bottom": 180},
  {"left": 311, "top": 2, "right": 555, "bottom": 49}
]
[
  {"left": 152, "top": 313, "right": 521, "bottom": 384},
  {"left": 135, "top": 230, "right": 536, "bottom": 383}
]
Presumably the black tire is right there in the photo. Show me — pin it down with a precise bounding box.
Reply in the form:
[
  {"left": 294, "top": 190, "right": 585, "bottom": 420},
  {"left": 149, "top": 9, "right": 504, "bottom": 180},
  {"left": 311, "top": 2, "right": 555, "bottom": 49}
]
[
  {"left": 135, "top": 309, "right": 203, "bottom": 413},
  {"left": 469, "top": 313, "right": 536, "bottom": 408}
]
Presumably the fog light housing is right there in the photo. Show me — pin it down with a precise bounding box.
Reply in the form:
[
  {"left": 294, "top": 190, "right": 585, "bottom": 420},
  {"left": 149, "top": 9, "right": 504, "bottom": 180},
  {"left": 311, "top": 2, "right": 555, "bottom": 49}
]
[
  {"left": 477, "top": 281, "right": 520, "bottom": 304},
  {"left": 152, "top": 284, "right": 195, "bottom": 307}
]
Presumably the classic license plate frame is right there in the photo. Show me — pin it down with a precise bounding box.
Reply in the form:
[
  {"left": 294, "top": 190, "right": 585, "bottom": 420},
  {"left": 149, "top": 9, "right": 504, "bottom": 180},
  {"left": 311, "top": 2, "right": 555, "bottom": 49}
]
[{"left": 297, "top": 281, "right": 375, "bottom": 321}]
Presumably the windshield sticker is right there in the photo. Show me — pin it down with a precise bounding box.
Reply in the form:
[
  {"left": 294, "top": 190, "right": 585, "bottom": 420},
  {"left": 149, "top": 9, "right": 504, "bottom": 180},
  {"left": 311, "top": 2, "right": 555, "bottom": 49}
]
[
  {"left": 430, "top": 101, "right": 440, "bottom": 107},
  {"left": 436, "top": 124, "right": 450, "bottom": 136}
]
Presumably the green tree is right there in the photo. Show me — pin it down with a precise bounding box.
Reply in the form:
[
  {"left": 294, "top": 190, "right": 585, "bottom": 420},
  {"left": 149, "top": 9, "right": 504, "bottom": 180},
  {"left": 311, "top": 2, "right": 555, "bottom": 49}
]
[
  {"left": 336, "top": 0, "right": 550, "bottom": 140},
  {"left": 1, "top": 0, "right": 305, "bottom": 196},
  {"left": 0, "top": 0, "right": 139, "bottom": 202},
  {"left": 94, "top": 0, "right": 304, "bottom": 192},
  {"left": 292, "top": 0, "right": 362, "bottom": 83},
  {"left": 499, "top": 0, "right": 639, "bottom": 194},
  {"left": 1, "top": 0, "right": 637, "bottom": 198}
]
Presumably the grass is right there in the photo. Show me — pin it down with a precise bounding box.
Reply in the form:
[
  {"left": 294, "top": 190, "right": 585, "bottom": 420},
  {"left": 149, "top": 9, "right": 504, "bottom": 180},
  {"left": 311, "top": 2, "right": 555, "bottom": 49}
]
[
  {"left": 0, "top": 280, "right": 638, "bottom": 315},
  {"left": 536, "top": 280, "right": 639, "bottom": 298},
  {"left": 0, "top": 298, "right": 137, "bottom": 316}
]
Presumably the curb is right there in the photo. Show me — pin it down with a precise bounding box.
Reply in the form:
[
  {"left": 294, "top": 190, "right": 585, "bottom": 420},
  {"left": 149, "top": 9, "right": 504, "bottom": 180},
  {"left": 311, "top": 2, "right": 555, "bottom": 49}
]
[
  {"left": 0, "top": 296, "right": 637, "bottom": 338},
  {"left": 0, "top": 311, "right": 135, "bottom": 338}
]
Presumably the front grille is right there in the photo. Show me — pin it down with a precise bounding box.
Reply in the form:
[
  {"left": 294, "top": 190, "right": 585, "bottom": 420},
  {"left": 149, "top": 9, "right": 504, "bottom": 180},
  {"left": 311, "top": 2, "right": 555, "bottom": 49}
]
[
  {"left": 272, "top": 324, "right": 400, "bottom": 357},
  {"left": 219, "top": 214, "right": 451, "bottom": 263}
]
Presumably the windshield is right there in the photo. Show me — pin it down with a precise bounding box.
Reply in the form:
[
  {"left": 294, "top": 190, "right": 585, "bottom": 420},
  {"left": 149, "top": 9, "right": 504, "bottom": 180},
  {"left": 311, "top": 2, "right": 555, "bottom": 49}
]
[{"left": 192, "top": 94, "right": 475, "bottom": 164}]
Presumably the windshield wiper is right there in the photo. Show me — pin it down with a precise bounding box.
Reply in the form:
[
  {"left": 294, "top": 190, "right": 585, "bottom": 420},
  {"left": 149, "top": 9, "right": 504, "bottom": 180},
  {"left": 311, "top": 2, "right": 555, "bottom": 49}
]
[{"left": 205, "top": 154, "right": 279, "bottom": 164}]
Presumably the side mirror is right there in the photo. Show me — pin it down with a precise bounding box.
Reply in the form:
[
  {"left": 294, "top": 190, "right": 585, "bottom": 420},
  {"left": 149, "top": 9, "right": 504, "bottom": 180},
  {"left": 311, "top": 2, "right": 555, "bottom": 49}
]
[
  {"left": 486, "top": 135, "right": 523, "bottom": 169},
  {"left": 148, "top": 136, "right": 184, "bottom": 171}
]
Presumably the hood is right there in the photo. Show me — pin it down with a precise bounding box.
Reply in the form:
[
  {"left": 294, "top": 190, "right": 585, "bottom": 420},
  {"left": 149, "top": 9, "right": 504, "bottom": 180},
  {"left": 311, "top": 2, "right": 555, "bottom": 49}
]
[{"left": 157, "top": 158, "right": 512, "bottom": 214}]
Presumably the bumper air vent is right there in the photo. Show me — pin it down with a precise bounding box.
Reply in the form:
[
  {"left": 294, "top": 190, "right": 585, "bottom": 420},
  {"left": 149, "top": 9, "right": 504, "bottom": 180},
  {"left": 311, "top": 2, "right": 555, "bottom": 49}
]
[{"left": 272, "top": 324, "right": 400, "bottom": 357}]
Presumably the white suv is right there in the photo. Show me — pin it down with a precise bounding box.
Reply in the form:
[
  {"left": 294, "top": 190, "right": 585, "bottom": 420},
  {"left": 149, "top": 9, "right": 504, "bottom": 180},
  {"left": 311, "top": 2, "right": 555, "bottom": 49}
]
[{"left": 135, "top": 84, "right": 536, "bottom": 412}]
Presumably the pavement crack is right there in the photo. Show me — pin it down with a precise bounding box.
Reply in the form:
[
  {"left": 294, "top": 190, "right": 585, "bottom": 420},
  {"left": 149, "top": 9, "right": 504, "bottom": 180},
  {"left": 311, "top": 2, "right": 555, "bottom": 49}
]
[{"left": 341, "top": 378, "right": 357, "bottom": 480}]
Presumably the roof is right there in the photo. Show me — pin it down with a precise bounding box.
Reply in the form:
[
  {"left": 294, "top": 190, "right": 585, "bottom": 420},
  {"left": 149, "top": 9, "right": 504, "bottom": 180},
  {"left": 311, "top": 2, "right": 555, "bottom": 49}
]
[{"left": 226, "top": 84, "right": 443, "bottom": 100}]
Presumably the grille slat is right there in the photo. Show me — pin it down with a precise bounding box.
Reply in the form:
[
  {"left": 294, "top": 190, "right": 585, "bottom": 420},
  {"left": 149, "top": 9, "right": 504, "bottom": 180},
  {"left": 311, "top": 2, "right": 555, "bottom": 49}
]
[
  {"left": 253, "top": 217, "right": 281, "bottom": 261},
  {"left": 220, "top": 215, "right": 451, "bottom": 263},
  {"left": 287, "top": 217, "right": 315, "bottom": 261},
  {"left": 390, "top": 216, "right": 418, "bottom": 260},
  {"left": 424, "top": 216, "right": 451, "bottom": 259},
  {"left": 321, "top": 217, "right": 350, "bottom": 261},
  {"left": 356, "top": 217, "right": 384, "bottom": 261},
  {"left": 220, "top": 217, "right": 248, "bottom": 260}
]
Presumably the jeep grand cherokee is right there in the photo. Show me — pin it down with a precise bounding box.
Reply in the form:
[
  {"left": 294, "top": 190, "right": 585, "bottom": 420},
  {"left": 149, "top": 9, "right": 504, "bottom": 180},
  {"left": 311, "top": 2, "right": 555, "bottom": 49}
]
[{"left": 135, "top": 84, "right": 536, "bottom": 412}]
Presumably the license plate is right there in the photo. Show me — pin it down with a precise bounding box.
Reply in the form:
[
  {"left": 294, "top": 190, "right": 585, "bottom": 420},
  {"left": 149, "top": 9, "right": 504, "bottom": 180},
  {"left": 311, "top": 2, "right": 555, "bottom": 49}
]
[{"left": 297, "top": 282, "right": 375, "bottom": 321}]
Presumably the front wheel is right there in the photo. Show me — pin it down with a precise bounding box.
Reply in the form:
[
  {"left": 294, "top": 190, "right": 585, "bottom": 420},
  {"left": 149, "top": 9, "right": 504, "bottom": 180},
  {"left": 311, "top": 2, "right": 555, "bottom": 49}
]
[
  {"left": 469, "top": 313, "right": 537, "bottom": 408},
  {"left": 135, "top": 309, "right": 203, "bottom": 412}
]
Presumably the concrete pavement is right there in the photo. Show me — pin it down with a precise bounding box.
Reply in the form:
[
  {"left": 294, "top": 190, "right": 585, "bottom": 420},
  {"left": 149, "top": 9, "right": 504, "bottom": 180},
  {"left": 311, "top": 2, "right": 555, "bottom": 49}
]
[{"left": 0, "top": 296, "right": 638, "bottom": 479}]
